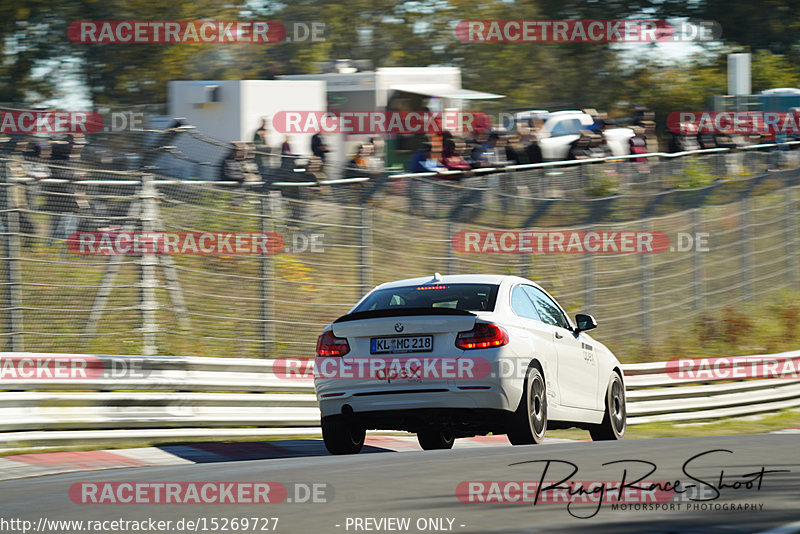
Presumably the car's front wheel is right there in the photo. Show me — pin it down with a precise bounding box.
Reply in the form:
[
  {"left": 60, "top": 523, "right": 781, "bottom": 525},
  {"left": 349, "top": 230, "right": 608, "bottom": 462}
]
[
  {"left": 507, "top": 367, "right": 547, "bottom": 445},
  {"left": 321, "top": 416, "right": 366, "bottom": 455},
  {"left": 589, "top": 373, "right": 626, "bottom": 441},
  {"left": 417, "top": 428, "right": 455, "bottom": 450}
]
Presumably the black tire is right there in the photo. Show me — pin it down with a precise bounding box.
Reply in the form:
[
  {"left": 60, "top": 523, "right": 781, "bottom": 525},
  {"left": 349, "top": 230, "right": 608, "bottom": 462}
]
[
  {"left": 507, "top": 367, "right": 547, "bottom": 445},
  {"left": 590, "top": 373, "right": 626, "bottom": 441},
  {"left": 321, "top": 416, "right": 366, "bottom": 455},
  {"left": 417, "top": 428, "right": 455, "bottom": 450}
]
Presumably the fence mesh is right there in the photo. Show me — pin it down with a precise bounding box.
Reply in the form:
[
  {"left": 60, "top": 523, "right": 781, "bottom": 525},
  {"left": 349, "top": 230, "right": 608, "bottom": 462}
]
[{"left": 2, "top": 129, "right": 800, "bottom": 361}]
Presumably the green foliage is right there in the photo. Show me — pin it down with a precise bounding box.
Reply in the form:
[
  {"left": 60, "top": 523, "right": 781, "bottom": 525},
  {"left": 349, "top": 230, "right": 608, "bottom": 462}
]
[
  {"left": 668, "top": 158, "right": 717, "bottom": 189},
  {"left": 618, "top": 293, "right": 800, "bottom": 363},
  {"left": 649, "top": 0, "right": 800, "bottom": 56},
  {"left": 695, "top": 305, "right": 756, "bottom": 346},
  {"left": 584, "top": 169, "right": 619, "bottom": 197},
  {"left": 768, "top": 301, "right": 800, "bottom": 343},
  {"left": 5, "top": 1, "right": 800, "bottom": 140}
]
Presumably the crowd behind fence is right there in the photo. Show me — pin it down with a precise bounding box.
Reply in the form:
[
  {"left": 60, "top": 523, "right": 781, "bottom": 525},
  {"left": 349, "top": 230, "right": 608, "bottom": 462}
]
[{"left": 1, "top": 129, "right": 800, "bottom": 360}]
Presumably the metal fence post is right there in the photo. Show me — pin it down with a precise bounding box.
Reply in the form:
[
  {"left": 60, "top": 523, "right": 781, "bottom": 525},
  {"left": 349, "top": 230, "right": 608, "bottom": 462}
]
[
  {"left": 84, "top": 200, "right": 142, "bottom": 342},
  {"left": 139, "top": 175, "right": 158, "bottom": 356},
  {"left": 1, "top": 162, "right": 22, "bottom": 351},
  {"left": 260, "top": 192, "right": 275, "bottom": 357},
  {"left": 519, "top": 252, "right": 531, "bottom": 279},
  {"left": 579, "top": 161, "right": 586, "bottom": 192},
  {"left": 693, "top": 208, "right": 705, "bottom": 312},
  {"left": 741, "top": 196, "right": 753, "bottom": 302},
  {"left": 787, "top": 188, "right": 799, "bottom": 285},
  {"left": 446, "top": 219, "right": 457, "bottom": 275},
  {"left": 584, "top": 253, "right": 593, "bottom": 313},
  {"left": 641, "top": 221, "right": 652, "bottom": 332},
  {"left": 714, "top": 153, "right": 724, "bottom": 178},
  {"left": 359, "top": 205, "right": 373, "bottom": 296}
]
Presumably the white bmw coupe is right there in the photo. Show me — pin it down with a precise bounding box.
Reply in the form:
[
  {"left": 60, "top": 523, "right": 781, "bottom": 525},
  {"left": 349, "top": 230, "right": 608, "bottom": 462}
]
[{"left": 314, "top": 274, "right": 626, "bottom": 454}]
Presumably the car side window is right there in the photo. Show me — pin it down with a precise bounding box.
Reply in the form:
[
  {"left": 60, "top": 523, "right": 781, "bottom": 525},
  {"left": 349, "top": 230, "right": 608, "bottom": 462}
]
[
  {"left": 522, "top": 285, "right": 570, "bottom": 330},
  {"left": 510, "top": 286, "right": 541, "bottom": 321},
  {"left": 549, "top": 120, "right": 569, "bottom": 136},
  {"left": 550, "top": 118, "right": 582, "bottom": 136}
]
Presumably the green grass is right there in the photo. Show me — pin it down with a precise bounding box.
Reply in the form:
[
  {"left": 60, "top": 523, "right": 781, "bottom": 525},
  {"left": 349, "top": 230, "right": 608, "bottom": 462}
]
[
  {"left": 547, "top": 408, "right": 800, "bottom": 441},
  {"left": 620, "top": 289, "right": 800, "bottom": 364}
]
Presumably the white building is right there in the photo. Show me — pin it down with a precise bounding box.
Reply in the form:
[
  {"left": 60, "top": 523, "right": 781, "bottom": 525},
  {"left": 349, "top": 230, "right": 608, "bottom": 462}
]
[
  {"left": 168, "top": 78, "right": 325, "bottom": 150},
  {"left": 161, "top": 66, "right": 502, "bottom": 179},
  {"left": 279, "top": 66, "right": 503, "bottom": 168}
]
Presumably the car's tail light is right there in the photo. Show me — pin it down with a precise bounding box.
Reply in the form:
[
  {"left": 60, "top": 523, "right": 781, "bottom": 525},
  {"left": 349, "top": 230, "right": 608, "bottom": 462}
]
[
  {"left": 455, "top": 323, "right": 509, "bottom": 350},
  {"left": 316, "top": 330, "right": 350, "bottom": 357}
]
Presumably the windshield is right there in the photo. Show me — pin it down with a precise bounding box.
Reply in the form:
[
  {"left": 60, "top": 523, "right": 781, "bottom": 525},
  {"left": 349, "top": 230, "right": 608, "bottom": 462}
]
[{"left": 353, "top": 283, "right": 499, "bottom": 313}]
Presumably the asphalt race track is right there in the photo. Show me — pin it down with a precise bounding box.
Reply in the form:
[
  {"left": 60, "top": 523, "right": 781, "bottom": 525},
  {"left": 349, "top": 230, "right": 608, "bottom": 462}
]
[{"left": 0, "top": 434, "right": 798, "bottom": 534}]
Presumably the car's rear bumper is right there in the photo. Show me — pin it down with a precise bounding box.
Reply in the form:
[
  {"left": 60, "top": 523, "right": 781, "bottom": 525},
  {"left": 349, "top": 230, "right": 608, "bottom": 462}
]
[
  {"left": 323, "top": 406, "right": 513, "bottom": 434},
  {"left": 317, "top": 386, "right": 515, "bottom": 421}
]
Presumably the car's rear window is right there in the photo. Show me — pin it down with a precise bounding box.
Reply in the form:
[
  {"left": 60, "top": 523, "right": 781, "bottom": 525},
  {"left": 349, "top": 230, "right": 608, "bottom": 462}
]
[{"left": 353, "top": 284, "right": 499, "bottom": 313}]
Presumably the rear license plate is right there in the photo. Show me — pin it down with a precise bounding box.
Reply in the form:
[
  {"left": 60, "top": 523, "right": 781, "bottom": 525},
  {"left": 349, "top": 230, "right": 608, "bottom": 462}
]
[{"left": 370, "top": 335, "right": 433, "bottom": 354}]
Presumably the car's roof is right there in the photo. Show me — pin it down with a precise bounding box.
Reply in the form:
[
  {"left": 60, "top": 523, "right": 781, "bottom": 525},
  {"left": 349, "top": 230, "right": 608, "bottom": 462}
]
[
  {"left": 546, "top": 110, "right": 585, "bottom": 117},
  {"left": 514, "top": 109, "right": 549, "bottom": 118},
  {"left": 375, "top": 274, "right": 525, "bottom": 290}
]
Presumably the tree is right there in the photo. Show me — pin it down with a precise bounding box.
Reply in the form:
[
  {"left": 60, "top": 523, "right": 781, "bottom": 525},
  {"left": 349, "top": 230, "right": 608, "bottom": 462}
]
[
  {"left": 647, "top": 0, "right": 800, "bottom": 56},
  {"left": 0, "top": 0, "right": 72, "bottom": 103}
]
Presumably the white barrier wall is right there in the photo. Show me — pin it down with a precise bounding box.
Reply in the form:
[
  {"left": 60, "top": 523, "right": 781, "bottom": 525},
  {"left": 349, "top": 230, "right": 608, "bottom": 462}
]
[{"left": 0, "top": 351, "right": 798, "bottom": 452}]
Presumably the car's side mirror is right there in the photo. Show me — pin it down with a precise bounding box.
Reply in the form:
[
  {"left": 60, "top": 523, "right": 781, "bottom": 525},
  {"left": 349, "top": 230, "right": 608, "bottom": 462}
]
[{"left": 574, "top": 313, "right": 597, "bottom": 334}]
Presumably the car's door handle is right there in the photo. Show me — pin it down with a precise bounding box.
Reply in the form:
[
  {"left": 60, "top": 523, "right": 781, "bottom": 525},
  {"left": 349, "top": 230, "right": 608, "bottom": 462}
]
[{"left": 555, "top": 332, "right": 564, "bottom": 339}]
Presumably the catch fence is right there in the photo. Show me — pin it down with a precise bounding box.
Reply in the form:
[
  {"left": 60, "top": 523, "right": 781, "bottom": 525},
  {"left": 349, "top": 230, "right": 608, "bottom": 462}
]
[{"left": 1, "top": 131, "right": 800, "bottom": 359}]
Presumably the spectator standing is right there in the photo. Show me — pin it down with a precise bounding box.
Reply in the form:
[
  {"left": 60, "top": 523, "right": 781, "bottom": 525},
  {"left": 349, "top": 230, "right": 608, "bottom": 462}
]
[
  {"left": 505, "top": 132, "right": 529, "bottom": 165},
  {"left": 220, "top": 144, "right": 246, "bottom": 183},
  {"left": 408, "top": 143, "right": 445, "bottom": 173},
  {"left": 469, "top": 132, "right": 490, "bottom": 168},
  {"left": 633, "top": 107, "right": 659, "bottom": 153},
  {"left": 407, "top": 143, "right": 446, "bottom": 216},
  {"left": 629, "top": 127, "right": 648, "bottom": 161},
  {"left": 280, "top": 136, "right": 293, "bottom": 156},
  {"left": 311, "top": 132, "right": 329, "bottom": 163},
  {"left": 344, "top": 143, "right": 375, "bottom": 178},
  {"left": 44, "top": 135, "right": 86, "bottom": 245},
  {"left": 6, "top": 139, "right": 38, "bottom": 247},
  {"left": 668, "top": 123, "right": 700, "bottom": 152},
  {"left": 628, "top": 126, "right": 650, "bottom": 179},
  {"left": 525, "top": 133, "right": 543, "bottom": 164},
  {"left": 278, "top": 136, "right": 297, "bottom": 179},
  {"left": 483, "top": 132, "right": 510, "bottom": 167},
  {"left": 442, "top": 138, "right": 472, "bottom": 174},
  {"left": 252, "top": 118, "right": 271, "bottom": 180},
  {"left": 221, "top": 142, "right": 259, "bottom": 207}
]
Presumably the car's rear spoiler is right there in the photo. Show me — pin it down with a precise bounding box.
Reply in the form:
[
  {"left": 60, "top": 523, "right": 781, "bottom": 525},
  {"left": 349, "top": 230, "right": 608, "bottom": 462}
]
[{"left": 333, "top": 307, "right": 476, "bottom": 323}]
